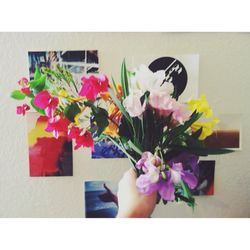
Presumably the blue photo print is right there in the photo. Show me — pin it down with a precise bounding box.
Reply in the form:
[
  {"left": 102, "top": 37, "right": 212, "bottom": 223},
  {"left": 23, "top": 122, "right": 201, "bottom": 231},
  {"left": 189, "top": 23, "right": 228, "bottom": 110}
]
[
  {"left": 92, "top": 139, "right": 126, "bottom": 159},
  {"left": 84, "top": 181, "right": 118, "bottom": 218}
]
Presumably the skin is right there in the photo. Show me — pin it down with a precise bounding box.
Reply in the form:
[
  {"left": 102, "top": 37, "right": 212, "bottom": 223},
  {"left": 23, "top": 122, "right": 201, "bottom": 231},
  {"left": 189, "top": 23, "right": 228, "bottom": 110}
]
[{"left": 116, "top": 168, "right": 157, "bottom": 218}]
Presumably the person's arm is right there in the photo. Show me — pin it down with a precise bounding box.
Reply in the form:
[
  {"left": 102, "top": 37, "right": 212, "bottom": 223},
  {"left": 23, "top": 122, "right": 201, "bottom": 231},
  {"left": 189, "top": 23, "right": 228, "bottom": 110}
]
[{"left": 116, "top": 168, "right": 157, "bottom": 218}]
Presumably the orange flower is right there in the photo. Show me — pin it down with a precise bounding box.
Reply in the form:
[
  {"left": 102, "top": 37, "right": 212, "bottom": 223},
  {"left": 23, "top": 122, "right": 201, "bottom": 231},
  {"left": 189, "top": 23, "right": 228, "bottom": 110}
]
[{"left": 103, "top": 103, "right": 122, "bottom": 137}]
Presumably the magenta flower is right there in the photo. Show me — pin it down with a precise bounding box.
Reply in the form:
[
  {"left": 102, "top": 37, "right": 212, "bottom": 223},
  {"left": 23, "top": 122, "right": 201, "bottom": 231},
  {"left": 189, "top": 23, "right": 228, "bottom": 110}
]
[
  {"left": 16, "top": 104, "right": 30, "bottom": 116},
  {"left": 79, "top": 74, "right": 109, "bottom": 101},
  {"left": 45, "top": 115, "right": 70, "bottom": 138},
  {"left": 33, "top": 90, "right": 59, "bottom": 118}
]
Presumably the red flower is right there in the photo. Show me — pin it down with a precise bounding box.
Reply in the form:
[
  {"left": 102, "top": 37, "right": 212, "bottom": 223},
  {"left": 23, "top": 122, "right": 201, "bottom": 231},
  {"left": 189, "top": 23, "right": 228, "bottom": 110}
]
[
  {"left": 79, "top": 75, "right": 109, "bottom": 101},
  {"left": 68, "top": 126, "right": 94, "bottom": 150},
  {"left": 68, "top": 126, "right": 83, "bottom": 140},
  {"left": 45, "top": 115, "right": 70, "bottom": 139},
  {"left": 74, "top": 129, "right": 94, "bottom": 150},
  {"left": 21, "top": 87, "right": 31, "bottom": 95},
  {"left": 16, "top": 104, "right": 30, "bottom": 116}
]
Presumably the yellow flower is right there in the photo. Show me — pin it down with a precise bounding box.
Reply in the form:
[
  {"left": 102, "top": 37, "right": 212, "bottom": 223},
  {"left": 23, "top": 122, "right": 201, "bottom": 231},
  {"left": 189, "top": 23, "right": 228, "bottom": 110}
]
[
  {"left": 103, "top": 120, "right": 119, "bottom": 137},
  {"left": 188, "top": 95, "right": 219, "bottom": 140},
  {"left": 188, "top": 94, "right": 213, "bottom": 118},
  {"left": 191, "top": 117, "right": 219, "bottom": 140},
  {"left": 58, "top": 89, "right": 68, "bottom": 98},
  {"left": 103, "top": 103, "right": 122, "bottom": 138}
]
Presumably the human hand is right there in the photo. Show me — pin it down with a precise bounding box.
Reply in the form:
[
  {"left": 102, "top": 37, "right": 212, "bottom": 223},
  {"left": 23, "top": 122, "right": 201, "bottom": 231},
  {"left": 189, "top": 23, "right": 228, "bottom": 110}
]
[{"left": 116, "top": 168, "right": 157, "bottom": 218}]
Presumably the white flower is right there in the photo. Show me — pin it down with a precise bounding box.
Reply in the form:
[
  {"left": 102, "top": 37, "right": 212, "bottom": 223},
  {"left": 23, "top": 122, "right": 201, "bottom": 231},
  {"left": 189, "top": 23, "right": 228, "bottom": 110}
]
[
  {"left": 123, "top": 93, "right": 146, "bottom": 117},
  {"left": 130, "top": 64, "right": 173, "bottom": 95}
]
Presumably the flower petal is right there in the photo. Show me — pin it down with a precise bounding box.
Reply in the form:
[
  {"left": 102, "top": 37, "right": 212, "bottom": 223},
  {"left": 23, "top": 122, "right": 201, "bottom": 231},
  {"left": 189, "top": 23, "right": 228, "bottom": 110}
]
[
  {"left": 158, "top": 180, "right": 175, "bottom": 201},
  {"left": 182, "top": 171, "right": 198, "bottom": 189}
]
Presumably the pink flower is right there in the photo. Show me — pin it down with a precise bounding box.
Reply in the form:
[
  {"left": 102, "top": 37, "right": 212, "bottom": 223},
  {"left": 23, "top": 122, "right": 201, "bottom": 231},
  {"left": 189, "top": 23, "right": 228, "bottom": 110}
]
[
  {"left": 149, "top": 92, "right": 191, "bottom": 124},
  {"left": 79, "top": 74, "right": 109, "bottom": 101},
  {"left": 45, "top": 115, "right": 70, "bottom": 138},
  {"left": 123, "top": 93, "right": 146, "bottom": 117},
  {"left": 16, "top": 104, "right": 30, "bottom": 116},
  {"left": 172, "top": 102, "right": 192, "bottom": 124},
  {"left": 18, "top": 77, "right": 29, "bottom": 87},
  {"left": 33, "top": 90, "right": 59, "bottom": 118}
]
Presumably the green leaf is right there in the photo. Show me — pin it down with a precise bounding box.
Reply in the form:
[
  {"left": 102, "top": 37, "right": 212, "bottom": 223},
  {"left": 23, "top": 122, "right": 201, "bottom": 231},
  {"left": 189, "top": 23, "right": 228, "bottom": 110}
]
[
  {"left": 92, "top": 107, "right": 109, "bottom": 136},
  {"left": 29, "top": 75, "right": 46, "bottom": 93},
  {"left": 34, "top": 65, "right": 41, "bottom": 80},
  {"left": 30, "top": 98, "right": 45, "bottom": 115},
  {"left": 179, "top": 181, "right": 195, "bottom": 209},
  {"left": 64, "top": 103, "right": 81, "bottom": 122},
  {"left": 108, "top": 88, "right": 133, "bottom": 126},
  {"left": 162, "top": 111, "right": 203, "bottom": 147},
  {"left": 10, "top": 90, "right": 26, "bottom": 100},
  {"left": 127, "top": 140, "right": 142, "bottom": 155},
  {"left": 121, "top": 59, "right": 129, "bottom": 98}
]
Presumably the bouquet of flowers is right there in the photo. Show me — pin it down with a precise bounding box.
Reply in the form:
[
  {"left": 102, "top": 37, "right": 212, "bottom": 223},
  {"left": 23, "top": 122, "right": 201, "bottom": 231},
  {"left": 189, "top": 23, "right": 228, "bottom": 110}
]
[{"left": 11, "top": 60, "right": 233, "bottom": 208}]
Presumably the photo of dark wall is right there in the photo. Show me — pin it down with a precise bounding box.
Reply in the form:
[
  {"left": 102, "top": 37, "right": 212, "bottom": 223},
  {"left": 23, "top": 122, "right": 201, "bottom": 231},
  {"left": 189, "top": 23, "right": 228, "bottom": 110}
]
[{"left": 192, "top": 160, "right": 215, "bottom": 196}]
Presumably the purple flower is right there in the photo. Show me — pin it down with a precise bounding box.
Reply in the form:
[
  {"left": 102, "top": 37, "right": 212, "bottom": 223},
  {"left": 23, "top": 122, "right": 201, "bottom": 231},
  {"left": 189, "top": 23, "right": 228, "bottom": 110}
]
[{"left": 135, "top": 151, "right": 198, "bottom": 202}]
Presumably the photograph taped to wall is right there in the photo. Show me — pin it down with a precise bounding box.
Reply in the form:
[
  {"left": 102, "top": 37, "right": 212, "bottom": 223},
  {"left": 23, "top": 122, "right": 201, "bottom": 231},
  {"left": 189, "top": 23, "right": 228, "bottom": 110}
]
[
  {"left": 204, "top": 114, "right": 242, "bottom": 150},
  {"left": 28, "top": 50, "right": 99, "bottom": 94},
  {"left": 27, "top": 112, "right": 73, "bottom": 177},
  {"left": 192, "top": 160, "right": 215, "bottom": 196},
  {"left": 84, "top": 181, "right": 118, "bottom": 218}
]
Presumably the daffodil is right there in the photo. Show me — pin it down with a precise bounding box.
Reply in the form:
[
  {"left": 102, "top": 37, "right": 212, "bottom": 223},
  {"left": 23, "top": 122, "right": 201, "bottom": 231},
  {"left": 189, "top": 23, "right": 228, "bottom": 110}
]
[
  {"left": 188, "top": 94, "right": 213, "bottom": 118},
  {"left": 188, "top": 95, "right": 219, "bottom": 140}
]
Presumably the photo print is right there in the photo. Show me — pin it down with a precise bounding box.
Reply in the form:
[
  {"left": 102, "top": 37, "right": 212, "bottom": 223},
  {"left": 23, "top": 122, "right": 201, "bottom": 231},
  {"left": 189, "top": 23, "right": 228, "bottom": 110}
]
[
  {"left": 84, "top": 181, "right": 118, "bottom": 218},
  {"left": 192, "top": 160, "right": 215, "bottom": 196},
  {"left": 204, "top": 114, "right": 241, "bottom": 150},
  {"left": 28, "top": 50, "right": 99, "bottom": 92},
  {"left": 27, "top": 112, "right": 73, "bottom": 177}
]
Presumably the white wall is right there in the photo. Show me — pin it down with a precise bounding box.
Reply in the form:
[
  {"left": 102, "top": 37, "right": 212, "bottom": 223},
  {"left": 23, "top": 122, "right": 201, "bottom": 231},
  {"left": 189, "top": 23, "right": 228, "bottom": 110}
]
[{"left": 0, "top": 32, "right": 249, "bottom": 217}]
